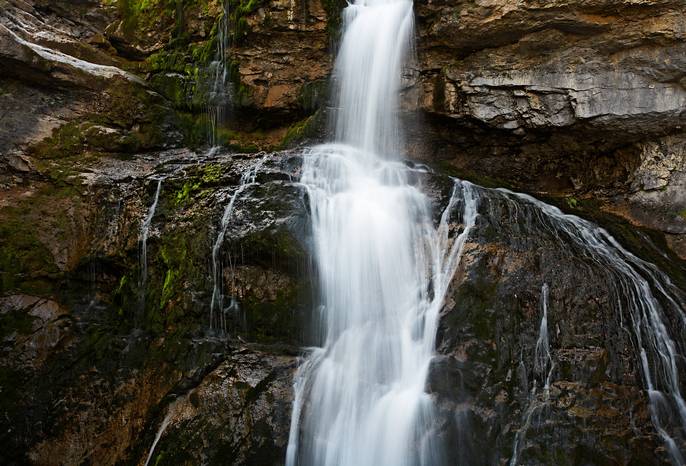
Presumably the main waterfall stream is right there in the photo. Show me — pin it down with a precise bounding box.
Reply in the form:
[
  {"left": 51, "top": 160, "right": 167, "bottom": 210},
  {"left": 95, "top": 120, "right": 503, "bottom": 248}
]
[
  {"left": 283, "top": 0, "right": 686, "bottom": 464},
  {"left": 286, "top": 0, "right": 476, "bottom": 464}
]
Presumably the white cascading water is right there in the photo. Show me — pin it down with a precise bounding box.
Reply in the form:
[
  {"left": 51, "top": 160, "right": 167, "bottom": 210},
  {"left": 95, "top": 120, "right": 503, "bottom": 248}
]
[
  {"left": 286, "top": 1, "right": 477, "bottom": 465},
  {"left": 484, "top": 188, "right": 686, "bottom": 465}
]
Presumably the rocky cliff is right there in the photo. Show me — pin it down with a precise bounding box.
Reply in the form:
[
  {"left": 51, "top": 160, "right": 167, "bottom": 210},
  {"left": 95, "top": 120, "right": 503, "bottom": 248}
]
[{"left": 1, "top": 0, "right": 685, "bottom": 465}]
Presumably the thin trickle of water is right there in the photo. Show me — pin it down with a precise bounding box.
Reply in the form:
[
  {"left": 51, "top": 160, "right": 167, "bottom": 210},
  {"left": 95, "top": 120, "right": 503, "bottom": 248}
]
[
  {"left": 286, "top": 0, "right": 479, "bottom": 463},
  {"left": 209, "top": 154, "right": 270, "bottom": 332},
  {"left": 509, "top": 282, "right": 555, "bottom": 466},
  {"left": 207, "top": 0, "right": 231, "bottom": 146},
  {"left": 143, "top": 397, "right": 182, "bottom": 466},
  {"left": 534, "top": 283, "right": 554, "bottom": 394},
  {"left": 139, "top": 178, "right": 164, "bottom": 300}
]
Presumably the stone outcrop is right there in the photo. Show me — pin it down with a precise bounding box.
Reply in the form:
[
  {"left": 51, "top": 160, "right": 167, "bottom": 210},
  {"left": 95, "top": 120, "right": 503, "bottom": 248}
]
[
  {"left": 0, "top": 147, "right": 309, "bottom": 464},
  {"left": 408, "top": 0, "right": 686, "bottom": 257}
]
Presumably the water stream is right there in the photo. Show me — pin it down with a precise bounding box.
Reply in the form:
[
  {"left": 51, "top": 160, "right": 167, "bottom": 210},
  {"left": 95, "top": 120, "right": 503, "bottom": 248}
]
[
  {"left": 286, "top": 0, "right": 477, "bottom": 464},
  {"left": 139, "top": 178, "right": 164, "bottom": 309}
]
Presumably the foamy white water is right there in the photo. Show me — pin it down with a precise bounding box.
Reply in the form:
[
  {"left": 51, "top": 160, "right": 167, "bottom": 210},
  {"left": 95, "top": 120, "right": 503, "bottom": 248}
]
[{"left": 286, "top": 0, "right": 477, "bottom": 464}]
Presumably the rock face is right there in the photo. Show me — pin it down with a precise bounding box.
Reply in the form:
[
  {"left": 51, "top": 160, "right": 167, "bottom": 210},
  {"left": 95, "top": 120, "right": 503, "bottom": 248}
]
[
  {"left": 0, "top": 147, "right": 310, "bottom": 465},
  {"left": 1, "top": 0, "right": 686, "bottom": 465},
  {"left": 138, "top": 348, "right": 297, "bottom": 466},
  {"left": 426, "top": 182, "right": 686, "bottom": 465},
  {"left": 408, "top": 0, "right": 686, "bottom": 258}
]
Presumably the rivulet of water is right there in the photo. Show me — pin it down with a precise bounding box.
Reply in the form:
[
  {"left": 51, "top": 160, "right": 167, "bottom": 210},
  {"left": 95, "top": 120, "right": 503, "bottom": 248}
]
[
  {"left": 207, "top": 0, "right": 231, "bottom": 147},
  {"left": 139, "top": 178, "right": 164, "bottom": 312},
  {"left": 209, "top": 154, "right": 270, "bottom": 332}
]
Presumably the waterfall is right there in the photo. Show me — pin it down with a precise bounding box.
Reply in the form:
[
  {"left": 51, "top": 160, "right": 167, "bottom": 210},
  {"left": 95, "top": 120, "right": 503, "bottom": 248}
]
[
  {"left": 286, "top": 0, "right": 477, "bottom": 464},
  {"left": 209, "top": 153, "right": 270, "bottom": 332},
  {"left": 282, "top": 0, "right": 686, "bottom": 462}
]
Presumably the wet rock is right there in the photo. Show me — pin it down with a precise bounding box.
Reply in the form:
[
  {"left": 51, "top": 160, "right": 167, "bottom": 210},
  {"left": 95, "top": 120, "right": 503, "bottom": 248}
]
[
  {"left": 138, "top": 346, "right": 297, "bottom": 466},
  {"left": 428, "top": 185, "right": 685, "bottom": 465}
]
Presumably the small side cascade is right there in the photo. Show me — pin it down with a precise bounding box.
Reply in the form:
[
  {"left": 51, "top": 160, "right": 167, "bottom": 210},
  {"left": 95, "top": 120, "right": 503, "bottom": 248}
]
[
  {"left": 478, "top": 187, "right": 686, "bottom": 465},
  {"left": 509, "top": 282, "right": 556, "bottom": 466},
  {"left": 209, "top": 153, "right": 271, "bottom": 332},
  {"left": 139, "top": 178, "right": 164, "bottom": 311}
]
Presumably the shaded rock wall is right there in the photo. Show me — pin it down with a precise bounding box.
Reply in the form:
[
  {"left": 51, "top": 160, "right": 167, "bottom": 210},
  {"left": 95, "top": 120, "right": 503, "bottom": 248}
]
[{"left": 0, "top": 148, "right": 311, "bottom": 465}]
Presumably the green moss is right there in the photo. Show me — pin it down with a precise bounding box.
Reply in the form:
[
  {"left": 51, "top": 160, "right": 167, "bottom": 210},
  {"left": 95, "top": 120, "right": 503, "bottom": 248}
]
[
  {"left": 229, "top": 0, "right": 263, "bottom": 42},
  {"left": 241, "top": 283, "right": 300, "bottom": 343},
  {"left": 0, "top": 211, "right": 59, "bottom": 295},
  {"left": 679, "top": 209, "right": 686, "bottom": 220},
  {"left": 175, "top": 181, "right": 202, "bottom": 205},
  {"left": 153, "top": 452, "right": 166, "bottom": 466},
  {"left": 111, "top": 0, "right": 179, "bottom": 38},
  {"left": 150, "top": 230, "right": 209, "bottom": 328},
  {"left": 32, "top": 123, "right": 84, "bottom": 159},
  {"left": 201, "top": 163, "right": 224, "bottom": 184},
  {"left": 566, "top": 197, "right": 579, "bottom": 209},
  {"left": 321, "top": 0, "right": 347, "bottom": 38},
  {"left": 160, "top": 268, "right": 180, "bottom": 310},
  {"left": 279, "top": 114, "right": 317, "bottom": 149},
  {"left": 147, "top": 50, "right": 189, "bottom": 74}
]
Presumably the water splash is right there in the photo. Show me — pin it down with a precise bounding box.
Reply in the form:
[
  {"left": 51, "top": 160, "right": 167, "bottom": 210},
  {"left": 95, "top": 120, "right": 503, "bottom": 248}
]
[{"left": 209, "top": 154, "right": 270, "bottom": 332}]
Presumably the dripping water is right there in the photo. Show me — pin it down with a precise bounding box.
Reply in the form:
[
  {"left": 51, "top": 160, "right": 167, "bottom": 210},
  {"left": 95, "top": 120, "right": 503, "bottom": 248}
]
[
  {"left": 475, "top": 187, "right": 686, "bottom": 465},
  {"left": 143, "top": 396, "right": 183, "bottom": 466},
  {"left": 535, "top": 282, "right": 554, "bottom": 394},
  {"left": 207, "top": 0, "right": 232, "bottom": 147}
]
